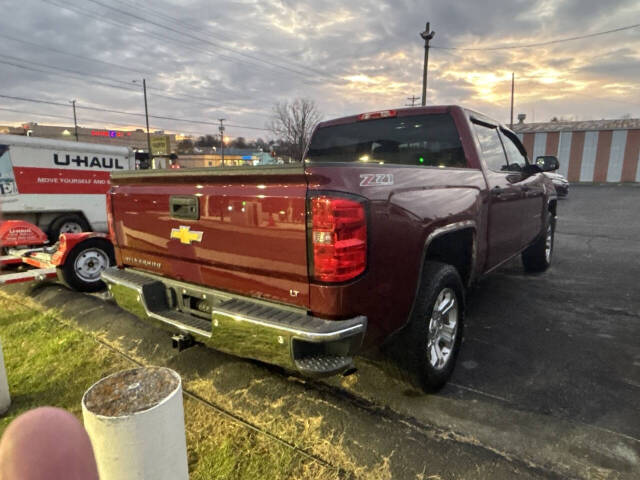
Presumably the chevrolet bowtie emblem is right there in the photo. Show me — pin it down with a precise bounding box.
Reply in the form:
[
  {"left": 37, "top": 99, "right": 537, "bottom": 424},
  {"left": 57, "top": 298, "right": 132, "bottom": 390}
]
[{"left": 170, "top": 225, "right": 203, "bottom": 245}]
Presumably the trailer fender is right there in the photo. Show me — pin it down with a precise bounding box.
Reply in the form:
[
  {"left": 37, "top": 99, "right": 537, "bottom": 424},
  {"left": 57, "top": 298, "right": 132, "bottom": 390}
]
[
  {"left": 51, "top": 232, "right": 112, "bottom": 267},
  {"left": 0, "top": 220, "right": 48, "bottom": 249}
]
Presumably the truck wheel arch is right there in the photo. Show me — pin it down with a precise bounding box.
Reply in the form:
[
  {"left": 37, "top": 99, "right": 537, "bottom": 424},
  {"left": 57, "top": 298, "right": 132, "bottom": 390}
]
[
  {"left": 385, "top": 221, "right": 477, "bottom": 343},
  {"left": 422, "top": 221, "right": 477, "bottom": 287}
]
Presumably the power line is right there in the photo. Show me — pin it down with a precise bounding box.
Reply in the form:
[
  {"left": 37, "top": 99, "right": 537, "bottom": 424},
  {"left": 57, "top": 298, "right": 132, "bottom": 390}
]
[
  {"left": 0, "top": 94, "right": 271, "bottom": 131},
  {"left": 0, "top": 58, "right": 141, "bottom": 94},
  {"left": 0, "top": 53, "right": 270, "bottom": 118},
  {"left": 111, "top": 0, "right": 334, "bottom": 79},
  {"left": 0, "top": 32, "right": 150, "bottom": 75},
  {"left": 0, "top": 105, "right": 245, "bottom": 138},
  {"left": 432, "top": 23, "right": 640, "bottom": 51},
  {"left": 61, "top": 0, "right": 328, "bottom": 83},
  {"left": 37, "top": 0, "right": 318, "bottom": 108}
]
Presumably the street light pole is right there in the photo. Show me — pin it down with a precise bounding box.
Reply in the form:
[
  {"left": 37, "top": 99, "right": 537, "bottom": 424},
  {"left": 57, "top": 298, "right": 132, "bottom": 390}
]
[
  {"left": 142, "top": 79, "right": 152, "bottom": 165},
  {"left": 70, "top": 100, "right": 79, "bottom": 142},
  {"left": 218, "top": 118, "right": 226, "bottom": 167},
  {"left": 510, "top": 72, "right": 515, "bottom": 129},
  {"left": 420, "top": 22, "right": 435, "bottom": 106}
]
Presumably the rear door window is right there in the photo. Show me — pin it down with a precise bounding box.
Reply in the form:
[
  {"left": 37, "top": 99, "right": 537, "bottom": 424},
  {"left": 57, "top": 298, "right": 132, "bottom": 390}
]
[
  {"left": 306, "top": 113, "right": 468, "bottom": 168},
  {"left": 472, "top": 123, "right": 508, "bottom": 172}
]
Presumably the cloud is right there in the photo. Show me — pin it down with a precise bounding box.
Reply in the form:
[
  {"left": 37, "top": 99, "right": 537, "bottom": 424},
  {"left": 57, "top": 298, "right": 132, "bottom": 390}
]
[{"left": 0, "top": 0, "right": 639, "bottom": 138}]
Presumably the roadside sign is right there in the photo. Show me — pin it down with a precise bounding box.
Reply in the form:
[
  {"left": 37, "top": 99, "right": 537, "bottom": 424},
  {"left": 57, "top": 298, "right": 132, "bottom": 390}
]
[{"left": 151, "top": 135, "right": 171, "bottom": 156}]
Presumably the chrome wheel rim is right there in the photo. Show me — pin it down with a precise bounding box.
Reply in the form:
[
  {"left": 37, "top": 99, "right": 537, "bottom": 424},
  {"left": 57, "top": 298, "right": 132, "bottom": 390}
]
[
  {"left": 60, "top": 221, "right": 83, "bottom": 234},
  {"left": 545, "top": 223, "right": 553, "bottom": 263},
  {"left": 74, "top": 248, "right": 109, "bottom": 282},
  {"left": 427, "top": 288, "right": 458, "bottom": 370}
]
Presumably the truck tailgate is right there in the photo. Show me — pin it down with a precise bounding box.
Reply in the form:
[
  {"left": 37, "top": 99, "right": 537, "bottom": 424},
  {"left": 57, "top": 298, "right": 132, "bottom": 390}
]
[{"left": 109, "top": 167, "right": 309, "bottom": 308}]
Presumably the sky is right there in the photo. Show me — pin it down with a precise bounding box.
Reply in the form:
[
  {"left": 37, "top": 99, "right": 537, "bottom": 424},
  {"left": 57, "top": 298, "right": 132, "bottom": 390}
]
[{"left": 1, "top": 0, "right": 639, "bottom": 140}]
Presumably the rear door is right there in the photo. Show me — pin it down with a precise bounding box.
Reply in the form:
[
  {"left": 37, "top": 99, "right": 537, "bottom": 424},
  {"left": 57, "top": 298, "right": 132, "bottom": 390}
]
[
  {"left": 472, "top": 120, "right": 525, "bottom": 269},
  {"left": 499, "top": 129, "right": 545, "bottom": 247},
  {"left": 110, "top": 167, "right": 310, "bottom": 308}
]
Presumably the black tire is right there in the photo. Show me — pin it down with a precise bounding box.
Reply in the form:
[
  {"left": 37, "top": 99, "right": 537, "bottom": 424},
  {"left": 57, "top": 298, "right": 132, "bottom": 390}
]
[
  {"left": 57, "top": 238, "right": 114, "bottom": 292},
  {"left": 48, "top": 214, "right": 90, "bottom": 241},
  {"left": 394, "top": 261, "right": 465, "bottom": 392},
  {"left": 522, "top": 213, "right": 555, "bottom": 272}
]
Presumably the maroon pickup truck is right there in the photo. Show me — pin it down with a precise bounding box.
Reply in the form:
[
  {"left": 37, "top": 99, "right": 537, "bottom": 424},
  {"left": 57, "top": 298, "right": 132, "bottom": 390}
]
[{"left": 102, "top": 106, "right": 559, "bottom": 391}]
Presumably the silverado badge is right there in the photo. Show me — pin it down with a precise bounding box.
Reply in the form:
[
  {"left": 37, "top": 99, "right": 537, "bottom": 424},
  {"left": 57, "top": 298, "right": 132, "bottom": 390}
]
[{"left": 170, "top": 225, "right": 203, "bottom": 245}]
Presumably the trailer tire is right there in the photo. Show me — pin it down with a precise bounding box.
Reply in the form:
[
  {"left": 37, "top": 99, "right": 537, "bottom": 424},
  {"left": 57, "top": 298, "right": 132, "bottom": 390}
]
[
  {"left": 48, "top": 214, "right": 90, "bottom": 241},
  {"left": 57, "top": 238, "right": 114, "bottom": 292}
]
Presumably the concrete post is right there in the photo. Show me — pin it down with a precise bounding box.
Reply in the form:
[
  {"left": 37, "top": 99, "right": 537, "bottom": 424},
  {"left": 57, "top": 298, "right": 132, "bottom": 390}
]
[
  {"left": 82, "top": 367, "right": 188, "bottom": 480},
  {"left": 0, "top": 341, "right": 10, "bottom": 414}
]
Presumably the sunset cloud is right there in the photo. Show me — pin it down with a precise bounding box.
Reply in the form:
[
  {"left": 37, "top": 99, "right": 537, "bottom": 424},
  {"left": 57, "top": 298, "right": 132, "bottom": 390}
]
[{"left": 0, "top": 0, "right": 639, "bottom": 138}]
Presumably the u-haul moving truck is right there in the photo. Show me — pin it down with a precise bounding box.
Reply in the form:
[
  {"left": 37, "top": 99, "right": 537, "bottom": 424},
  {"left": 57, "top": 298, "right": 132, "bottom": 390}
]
[{"left": 0, "top": 135, "right": 134, "bottom": 239}]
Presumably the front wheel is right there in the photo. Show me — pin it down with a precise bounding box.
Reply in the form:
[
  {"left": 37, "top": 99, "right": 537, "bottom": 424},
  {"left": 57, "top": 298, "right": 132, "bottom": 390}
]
[
  {"left": 57, "top": 238, "right": 114, "bottom": 292},
  {"left": 399, "top": 261, "right": 465, "bottom": 392},
  {"left": 522, "top": 214, "right": 555, "bottom": 272}
]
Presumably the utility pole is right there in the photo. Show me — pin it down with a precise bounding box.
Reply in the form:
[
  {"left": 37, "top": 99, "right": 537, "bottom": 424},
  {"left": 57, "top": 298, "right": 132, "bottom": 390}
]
[
  {"left": 218, "top": 118, "right": 226, "bottom": 167},
  {"left": 70, "top": 100, "right": 79, "bottom": 142},
  {"left": 142, "top": 79, "right": 152, "bottom": 165},
  {"left": 406, "top": 95, "right": 421, "bottom": 107},
  {"left": 420, "top": 22, "right": 435, "bottom": 106},
  {"left": 510, "top": 72, "right": 515, "bottom": 129}
]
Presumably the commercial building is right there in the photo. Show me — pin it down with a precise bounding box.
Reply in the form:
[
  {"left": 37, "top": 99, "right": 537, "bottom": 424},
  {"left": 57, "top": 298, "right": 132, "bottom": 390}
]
[
  {"left": 177, "top": 149, "right": 277, "bottom": 168},
  {"left": 0, "top": 122, "right": 178, "bottom": 154},
  {"left": 512, "top": 118, "right": 640, "bottom": 183}
]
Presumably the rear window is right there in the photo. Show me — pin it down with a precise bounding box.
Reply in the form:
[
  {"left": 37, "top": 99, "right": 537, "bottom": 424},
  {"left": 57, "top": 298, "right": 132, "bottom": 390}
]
[{"left": 306, "top": 113, "right": 467, "bottom": 168}]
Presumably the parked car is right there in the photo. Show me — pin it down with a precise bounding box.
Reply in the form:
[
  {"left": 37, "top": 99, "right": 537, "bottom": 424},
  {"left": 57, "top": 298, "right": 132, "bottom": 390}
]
[
  {"left": 0, "top": 135, "right": 134, "bottom": 240},
  {"left": 543, "top": 170, "right": 569, "bottom": 197},
  {"left": 101, "top": 105, "right": 559, "bottom": 391}
]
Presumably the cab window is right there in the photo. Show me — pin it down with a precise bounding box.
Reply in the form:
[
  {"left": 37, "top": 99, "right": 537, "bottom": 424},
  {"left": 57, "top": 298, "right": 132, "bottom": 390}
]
[{"left": 472, "top": 123, "right": 507, "bottom": 172}]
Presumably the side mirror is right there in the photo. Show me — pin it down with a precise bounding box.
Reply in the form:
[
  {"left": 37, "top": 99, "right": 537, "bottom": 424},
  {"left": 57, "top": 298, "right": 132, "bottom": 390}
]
[{"left": 535, "top": 155, "right": 559, "bottom": 172}]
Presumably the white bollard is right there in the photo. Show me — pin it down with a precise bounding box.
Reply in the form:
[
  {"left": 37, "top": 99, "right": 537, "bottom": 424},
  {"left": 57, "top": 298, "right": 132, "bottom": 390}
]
[
  {"left": 82, "top": 366, "right": 189, "bottom": 480},
  {"left": 0, "top": 340, "right": 10, "bottom": 415}
]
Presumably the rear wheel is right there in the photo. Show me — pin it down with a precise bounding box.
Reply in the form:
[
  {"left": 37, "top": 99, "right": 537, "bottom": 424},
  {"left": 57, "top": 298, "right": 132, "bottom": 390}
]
[
  {"left": 48, "top": 214, "right": 90, "bottom": 241},
  {"left": 397, "top": 261, "right": 465, "bottom": 392},
  {"left": 522, "top": 213, "right": 555, "bottom": 272},
  {"left": 57, "top": 238, "right": 114, "bottom": 292}
]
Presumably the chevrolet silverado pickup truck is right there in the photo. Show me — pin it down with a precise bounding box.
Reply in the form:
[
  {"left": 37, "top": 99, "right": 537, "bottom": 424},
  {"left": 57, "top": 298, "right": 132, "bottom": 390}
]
[{"left": 102, "top": 106, "right": 559, "bottom": 391}]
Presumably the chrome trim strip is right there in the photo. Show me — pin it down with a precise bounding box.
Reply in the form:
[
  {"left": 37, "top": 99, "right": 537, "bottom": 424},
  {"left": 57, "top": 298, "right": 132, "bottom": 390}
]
[
  {"left": 211, "top": 310, "right": 365, "bottom": 342},
  {"left": 148, "top": 312, "right": 211, "bottom": 338}
]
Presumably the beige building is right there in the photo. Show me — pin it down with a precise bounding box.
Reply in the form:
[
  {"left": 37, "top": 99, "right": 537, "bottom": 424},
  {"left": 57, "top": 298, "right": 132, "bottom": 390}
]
[{"left": 0, "top": 122, "right": 177, "bottom": 154}]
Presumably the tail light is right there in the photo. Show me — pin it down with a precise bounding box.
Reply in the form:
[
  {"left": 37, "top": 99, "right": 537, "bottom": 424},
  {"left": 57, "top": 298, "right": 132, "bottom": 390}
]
[
  {"left": 105, "top": 192, "right": 116, "bottom": 241},
  {"left": 309, "top": 195, "right": 367, "bottom": 282}
]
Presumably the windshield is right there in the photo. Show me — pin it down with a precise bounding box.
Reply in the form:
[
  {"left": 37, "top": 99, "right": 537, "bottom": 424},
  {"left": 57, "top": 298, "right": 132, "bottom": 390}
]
[{"left": 306, "top": 113, "right": 467, "bottom": 168}]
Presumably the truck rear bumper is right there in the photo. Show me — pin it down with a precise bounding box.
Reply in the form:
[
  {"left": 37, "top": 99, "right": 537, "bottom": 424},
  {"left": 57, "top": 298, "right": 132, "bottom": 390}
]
[{"left": 101, "top": 267, "right": 367, "bottom": 376}]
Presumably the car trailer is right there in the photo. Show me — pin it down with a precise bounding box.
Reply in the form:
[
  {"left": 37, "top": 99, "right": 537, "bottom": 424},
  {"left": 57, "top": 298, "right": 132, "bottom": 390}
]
[{"left": 0, "top": 220, "right": 114, "bottom": 292}]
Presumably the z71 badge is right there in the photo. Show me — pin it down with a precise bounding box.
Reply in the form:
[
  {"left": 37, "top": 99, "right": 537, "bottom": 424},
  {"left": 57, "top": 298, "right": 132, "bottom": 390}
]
[{"left": 360, "top": 173, "right": 394, "bottom": 186}]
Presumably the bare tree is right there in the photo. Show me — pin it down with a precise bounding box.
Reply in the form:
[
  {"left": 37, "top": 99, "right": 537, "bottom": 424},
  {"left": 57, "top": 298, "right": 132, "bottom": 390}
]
[{"left": 267, "top": 98, "right": 322, "bottom": 161}]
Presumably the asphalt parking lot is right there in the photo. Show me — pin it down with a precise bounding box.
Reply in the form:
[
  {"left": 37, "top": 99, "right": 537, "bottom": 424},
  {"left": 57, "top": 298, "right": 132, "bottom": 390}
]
[{"left": 3, "top": 184, "right": 639, "bottom": 479}]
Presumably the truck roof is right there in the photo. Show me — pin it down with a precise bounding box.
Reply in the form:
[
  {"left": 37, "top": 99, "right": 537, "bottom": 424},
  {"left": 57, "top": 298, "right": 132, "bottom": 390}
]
[
  {"left": 316, "top": 105, "right": 464, "bottom": 129},
  {"left": 0, "top": 134, "right": 132, "bottom": 156}
]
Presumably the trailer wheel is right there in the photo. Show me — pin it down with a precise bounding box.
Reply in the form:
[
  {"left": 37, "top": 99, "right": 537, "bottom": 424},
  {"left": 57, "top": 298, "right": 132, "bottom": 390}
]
[
  {"left": 57, "top": 238, "right": 114, "bottom": 292},
  {"left": 48, "top": 214, "right": 90, "bottom": 241}
]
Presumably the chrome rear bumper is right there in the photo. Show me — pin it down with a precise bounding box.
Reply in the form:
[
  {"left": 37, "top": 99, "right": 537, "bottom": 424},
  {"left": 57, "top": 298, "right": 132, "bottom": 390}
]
[{"left": 101, "top": 267, "right": 367, "bottom": 376}]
